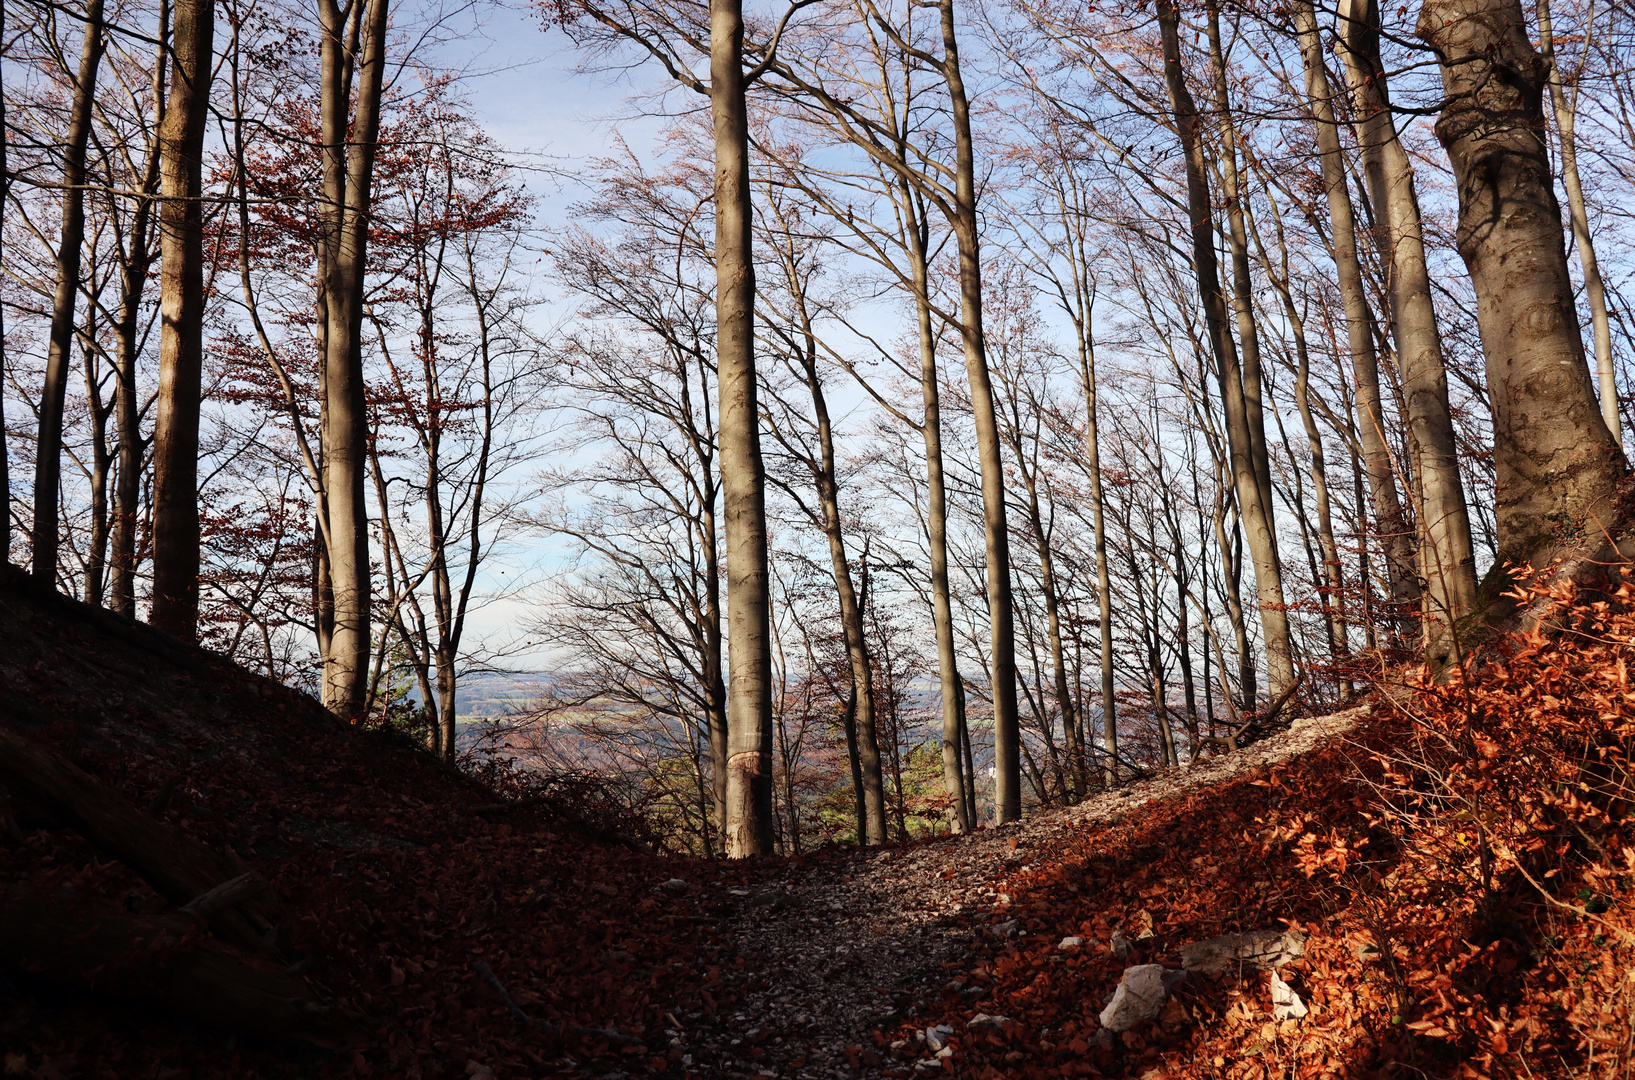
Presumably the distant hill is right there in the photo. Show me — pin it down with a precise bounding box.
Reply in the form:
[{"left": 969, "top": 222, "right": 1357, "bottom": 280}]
[{"left": 449, "top": 671, "right": 554, "bottom": 722}]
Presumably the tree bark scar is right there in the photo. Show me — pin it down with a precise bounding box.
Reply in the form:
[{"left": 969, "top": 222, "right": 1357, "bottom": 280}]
[{"left": 728, "top": 751, "right": 764, "bottom": 775}]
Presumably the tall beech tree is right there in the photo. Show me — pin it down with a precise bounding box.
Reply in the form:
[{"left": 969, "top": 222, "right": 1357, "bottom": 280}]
[
  {"left": 1289, "top": 0, "right": 1418, "bottom": 618},
  {"left": 1155, "top": 0, "right": 1294, "bottom": 702},
  {"left": 561, "top": 0, "right": 817, "bottom": 855},
  {"left": 31, "top": 0, "right": 105, "bottom": 588},
  {"left": 1419, "top": 0, "right": 1626, "bottom": 573},
  {"left": 314, "top": 0, "right": 391, "bottom": 717},
  {"left": 757, "top": 191, "right": 890, "bottom": 844},
  {"left": 760, "top": 0, "right": 1025, "bottom": 820},
  {"left": 1339, "top": 0, "right": 1479, "bottom": 654},
  {"left": 1537, "top": 0, "right": 1619, "bottom": 442},
  {"left": 149, "top": 0, "right": 213, "bottom": 637}
]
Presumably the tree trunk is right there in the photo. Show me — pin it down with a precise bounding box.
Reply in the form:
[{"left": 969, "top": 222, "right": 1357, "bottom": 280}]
[
  {"left": 1341, "top": 0, "right": 1479, "bottom": 656},
  {"left": 1158, "top": 0, "right": 1293, "bottom": 702},
  {"left": 1291, "top": 0, "right": 1419, "bottom": 615},
  {"left": 149, "top": 0, "right": 212, "bottom": 638},
  {"left": 903, "top": 184, "right": 971, "bottom": 832},
  {"left": 939, "top": 0, "right": 1022, "bottom": 822},
  {"left": 1078, "top": 325, "right": 1118, "bottom": 789},
  {"left": 1005, "top": 407, "right": 1083, "bottom": 799},
  {"left": 1251, "top": 176, "right": 1350, "bottom": 657},
  {"left": 797, "top": 339, "right": 888, "bottom": 844},
  {"left": 110, "top": 68, "right": 165, "bottom": 618},
  {"left": 316, "top": 0, "right": 388, "bottom": 718},
  {"left": 82, "top": 341, "right": 113, "bottom": 605},
  {"left": 1537, "top": 0, "right": 1619, "bottom": 443},
  {"left": 32, "top": 0, "right": 106, "bottom": 588},
  {"left": 1418, "top": 0, "right": 1625, "bottom": 572},
  {"left": 712, "top": 0, "right": 775, "bottom": 857}
]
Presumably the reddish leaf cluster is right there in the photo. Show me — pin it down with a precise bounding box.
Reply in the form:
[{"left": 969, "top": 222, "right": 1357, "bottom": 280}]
[{"left": 881, "top": 581, "right": 1634, "bottom": 1079}]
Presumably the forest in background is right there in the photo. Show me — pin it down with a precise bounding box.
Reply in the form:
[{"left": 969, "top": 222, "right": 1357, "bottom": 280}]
[{"left": 3, "top": 0, "right": 1632, "bottom": 857}]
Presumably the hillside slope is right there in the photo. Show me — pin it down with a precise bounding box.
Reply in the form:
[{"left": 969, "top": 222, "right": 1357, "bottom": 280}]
[
  {"left": 2, "top": 567, "right": 1630, "bottom": 1080},
  {"left": 0, "top": 566, "right": 734, "bottom": 1078}
]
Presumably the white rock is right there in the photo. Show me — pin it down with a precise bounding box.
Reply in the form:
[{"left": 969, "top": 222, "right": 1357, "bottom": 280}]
[
  {"left": 935, "top": 1047, "right": 954, "bottom": 1059},
  {"left": 925, "top": 1025, "right": 955, "bottom": 1052},
  {"left": 1180, "top": 929, "right": 1306, "bottom": 974},
  {"left": 967, "top": 1014, "right": 1009, "bottom": 1031},
  {"left": 1059, "top": 936, "right": 1085, "bottom": 951},
  {"left": 1098, "top": 965, "right": 1187, "bottom": 1033},
  {"left": 1271, "top": 972, "right": 1308, "bottom": 1021}
]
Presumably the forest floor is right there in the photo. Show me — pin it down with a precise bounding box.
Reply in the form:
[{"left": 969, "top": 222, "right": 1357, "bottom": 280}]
[
  {"left": 682, "top": 706, "right": 1368, "bottom": 1080},
  {"left": 1, "top": 565, "right": 1628, "bottom": 1080}
]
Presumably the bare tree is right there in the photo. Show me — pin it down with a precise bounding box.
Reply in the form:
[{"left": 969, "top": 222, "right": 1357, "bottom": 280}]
[
  {"left": 1538, "top": 0, "right": 1619, "bottom": 442},
  {"left": 1156, "top": 0, "right": 1294, "bottom": 701},
  {"left": 313, "top": 0, "right": 390, "bottom": 715},
  {"left": 148, "top": 0, "right": 213, "bottom": 637},
  {"left": 30, "top": 0, "right": 105, "bottom": 587},
  {"left": 1339, "top": 0, "right": 1479, "bottom": 655},
  {"left": 1289, "top": 0, "right": 1418, "bottom": 615}
]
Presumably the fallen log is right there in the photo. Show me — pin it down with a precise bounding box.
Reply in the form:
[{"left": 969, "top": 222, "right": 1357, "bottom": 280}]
[
  {"left": 181, "top": 871, "right": 268, "bottom": 924},
  {"left": 0, "top": 724, "right": 291, "bottom": 954},
  {"left": 0, "top": 883, "right": 360, "bottom": 1048}
]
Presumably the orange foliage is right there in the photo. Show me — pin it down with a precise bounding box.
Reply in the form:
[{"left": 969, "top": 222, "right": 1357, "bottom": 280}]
[{"left": 890, "top": 580, "right": 1635, "bottom": 1080}]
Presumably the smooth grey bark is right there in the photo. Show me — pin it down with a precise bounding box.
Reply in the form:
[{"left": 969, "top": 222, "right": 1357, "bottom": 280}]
[
  {"left": 109, "top": 13, "right": 167, "bottom": 617},
  {"left": 908, "top": 203, "right": 973, "bottom": 833},
  {"left": 1247, "top": 171, "right": 1349, "bottom": 657},
  {"left": 1081, "top": 335, "right": 1117, "bottom": 787},
  {"left": 149, "top": 0, "right": 212, "bottom": 638},
  {"left": 315, "top": 0, "right": 389, "bottom": 717},
  {"left": 937, "top": 0, "right": 1022, "bottom": 822},
  {"left": 1158, "top": 0, "right": 1294, "bottom": 702},
  {"left": 1339, "top": 0, "right": 1479, "bottom": 653},
  {"left": 752, "top": 0, "right": 990, "bottom": 821},
  {"left": 33, "top": 0, "right": 107, "bottom": 587},
  {"left": 712, "top": 0, "right": 776, "bottom": 858},
  {"left": 768, "top": 229, "right": 888, "bottom": 844},
  {"left": 1537, "top": 0, "right": 1619, "bottom": 442},
  {"left": 1290, "top": 0, "right": 1418, "bottom": 614},
  {"left": 1418, "top": 0, "right": 1625, "bottom": 570}
]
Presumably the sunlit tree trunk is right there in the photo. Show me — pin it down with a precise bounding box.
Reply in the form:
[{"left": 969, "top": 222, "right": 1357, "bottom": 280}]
[
  {"left": 1537, "top": 0, "right": 1619, "bottom": 443},
  {"left": 315, "top": 0, "right": 388, "bottom": 717},
  {"left": 1158, "top": 0, "right": 1293, "bottom": 702},
  {"left": 713, "top": 0, "right": 776, "bottom": 857},
  {"left": 1341, "top": 0, "right": 1478, "bottom": 656},
  {"left": 938, "top": 0, "right": 1022, "bottom": 821},
  {"left": 33, "top": 0, "right": 106, "bottom": 587},
  {"left": 1419, "top": 0, "right": 1625, "bottom": 571},
  {"left": 1077, "top": 317, "right": 1117, "bottom": 789},
  {"left": 1291, "top": 0, "right": 1418, "bottom": 616},
  {"left": 899, "top": 182, "right": 972, "bottom": 832},
  {"left": 149, "top": 0, "right": 212, "bottom": 638}
]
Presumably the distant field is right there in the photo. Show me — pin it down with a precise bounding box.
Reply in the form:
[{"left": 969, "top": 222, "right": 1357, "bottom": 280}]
[{"left": 450, "top": 672, "right": 554, "bottom": 722}]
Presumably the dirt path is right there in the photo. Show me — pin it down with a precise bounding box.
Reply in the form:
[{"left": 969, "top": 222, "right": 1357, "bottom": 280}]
[{"left": 677, "top": 706, "right": 1369, "bottom": 1079}]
